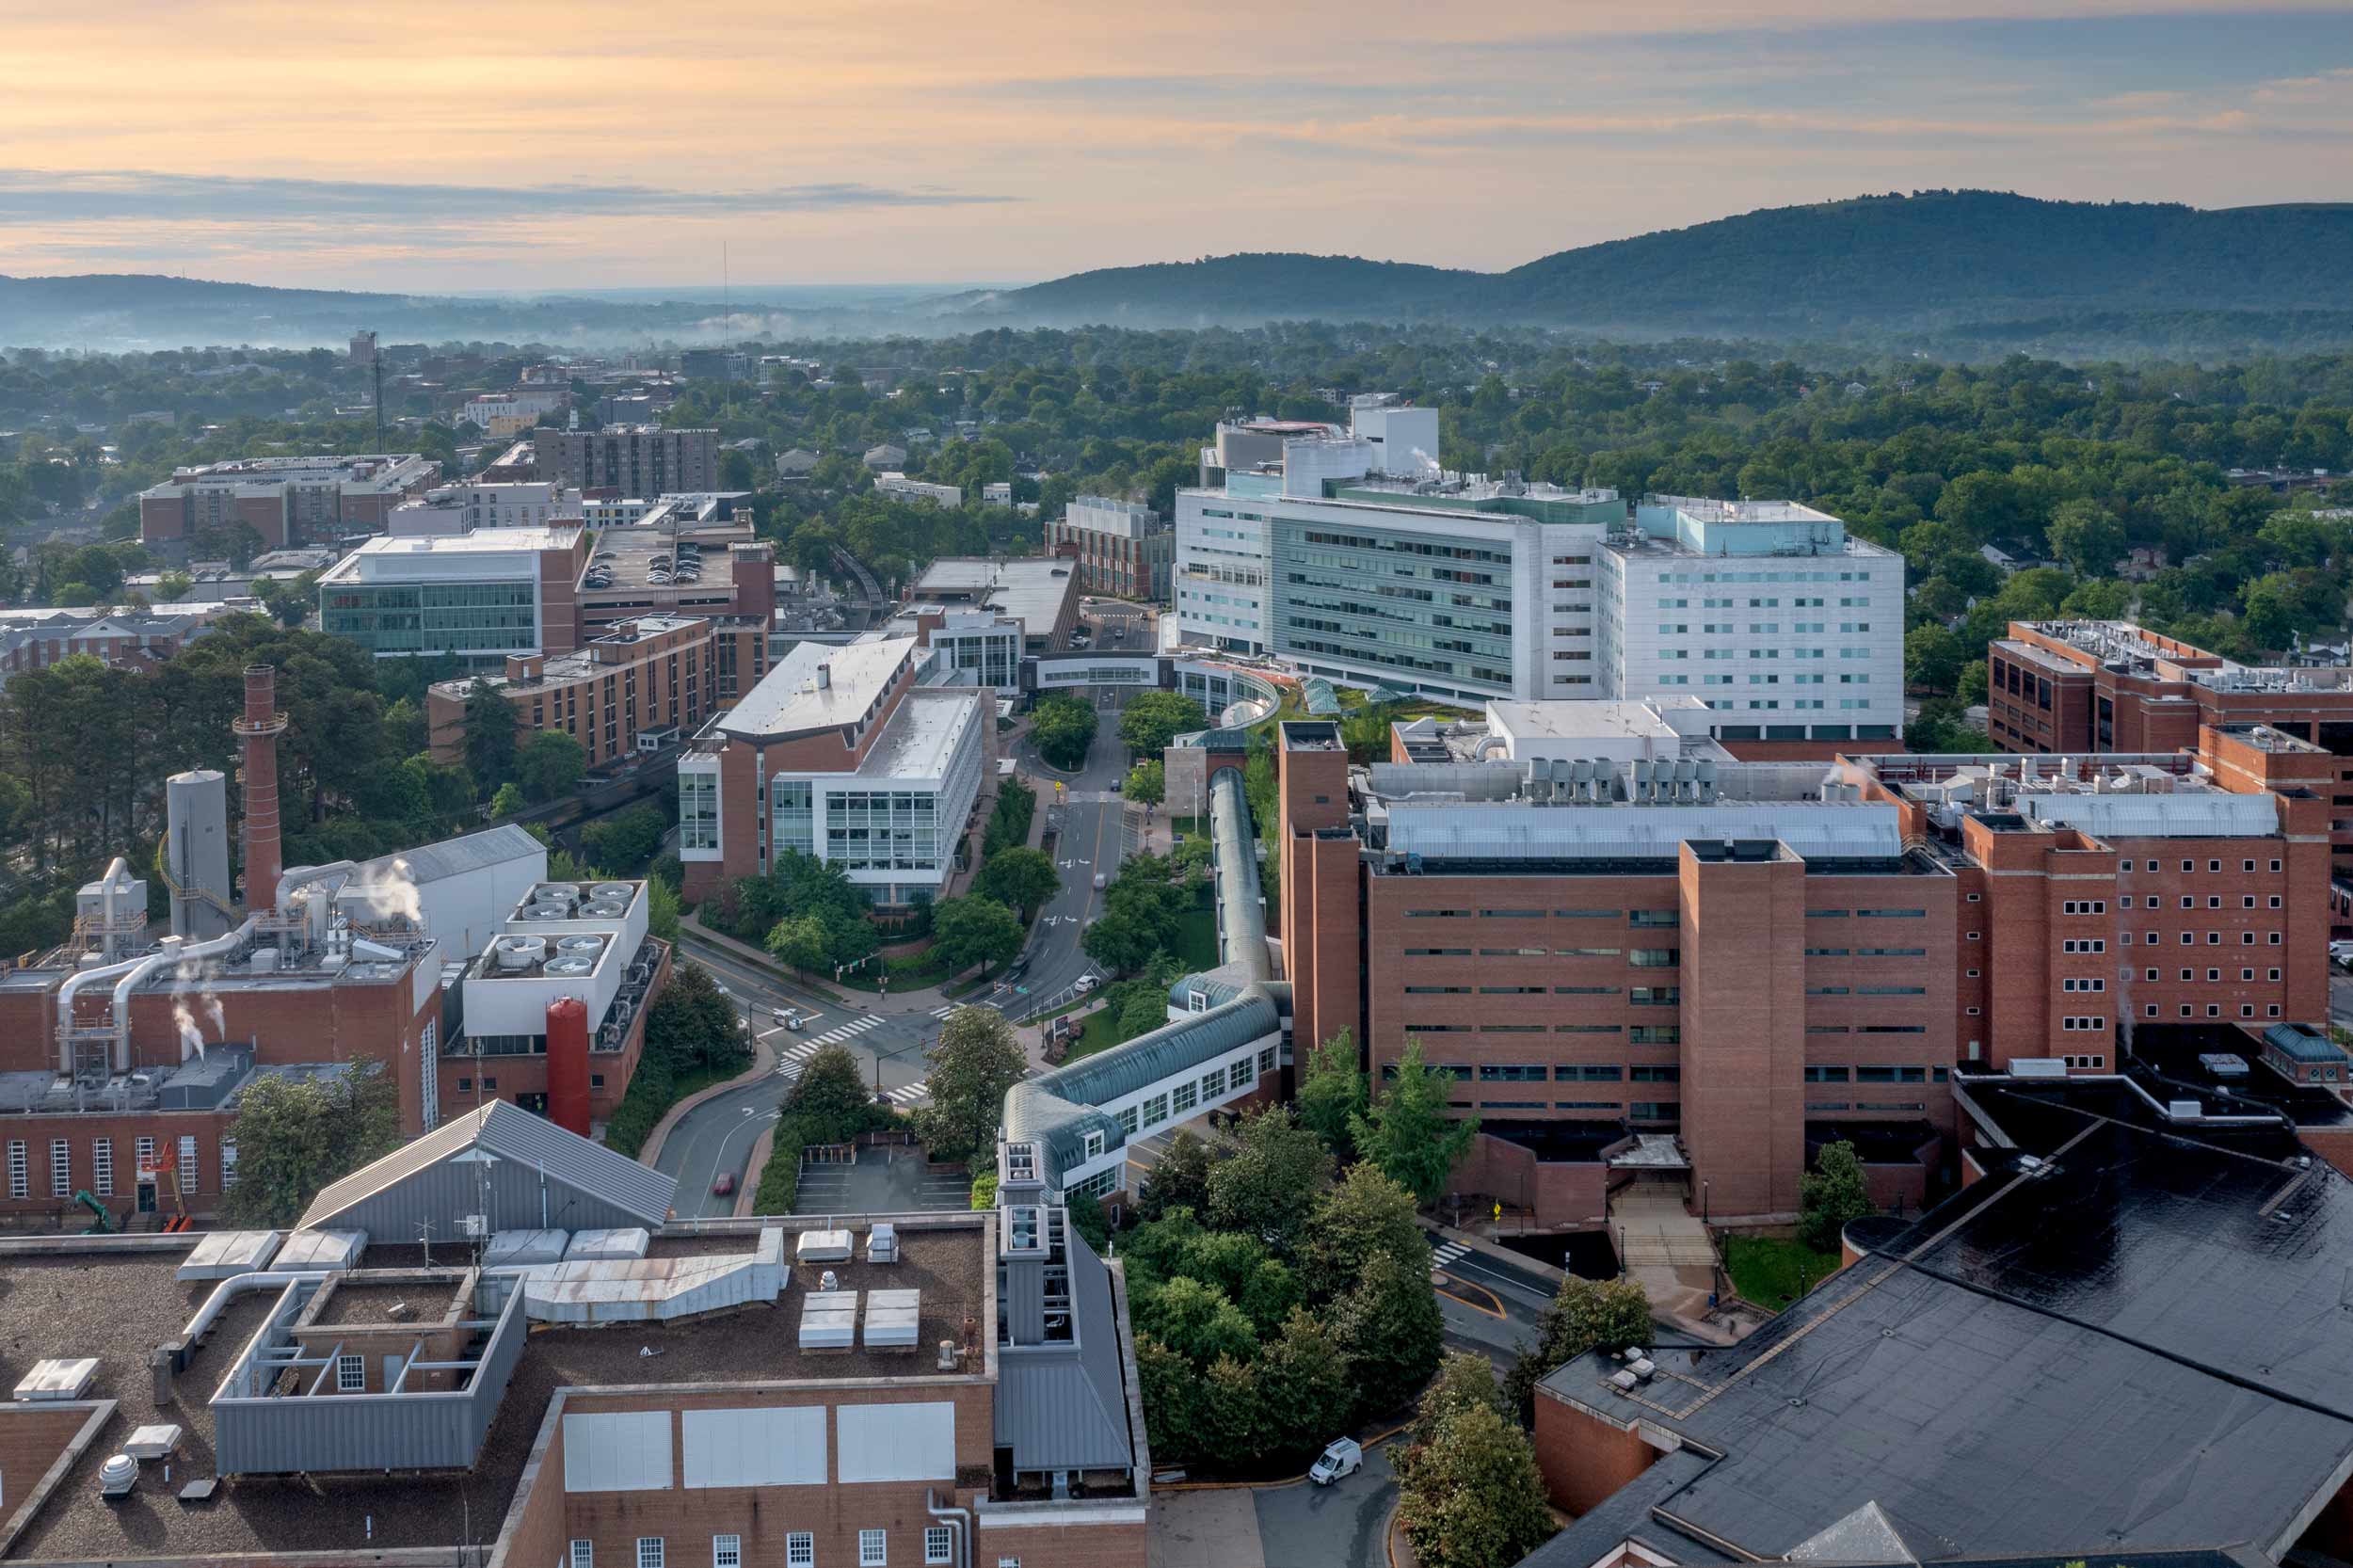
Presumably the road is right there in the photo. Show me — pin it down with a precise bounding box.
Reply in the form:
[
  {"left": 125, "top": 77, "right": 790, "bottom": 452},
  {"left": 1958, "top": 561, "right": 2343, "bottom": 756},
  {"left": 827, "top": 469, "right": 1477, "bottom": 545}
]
[{"left": 653, "top": 680, "right": 1145, "bottom": 1211}]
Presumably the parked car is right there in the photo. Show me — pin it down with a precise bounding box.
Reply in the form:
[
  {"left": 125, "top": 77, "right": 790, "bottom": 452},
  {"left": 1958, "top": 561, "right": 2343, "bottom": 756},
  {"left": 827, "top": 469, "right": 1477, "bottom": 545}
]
[
  {"left": 1308, "top": 1438, "right": 1362, "bottom": 1485},
  {"left": 2332, "top": 940, "right": 2353, "bottom": 969},
  {"left": 1074, "top": 974, "right": 1099, "bottom": 995},
  {"left": 712, "top": 1173, "right": 736, "bottom": 1197}
]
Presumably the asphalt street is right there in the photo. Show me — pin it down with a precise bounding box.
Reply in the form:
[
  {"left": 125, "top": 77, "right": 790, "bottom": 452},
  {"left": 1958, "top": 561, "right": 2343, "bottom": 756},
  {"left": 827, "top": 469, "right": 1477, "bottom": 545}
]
[{"left": 653, "top": 678, "right": 1144, "bottom": 1213}]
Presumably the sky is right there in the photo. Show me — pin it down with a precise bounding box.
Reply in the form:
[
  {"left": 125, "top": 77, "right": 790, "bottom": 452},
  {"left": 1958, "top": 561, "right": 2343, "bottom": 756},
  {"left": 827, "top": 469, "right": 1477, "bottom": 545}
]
[{"left": 0, "top": 0, "right": 2348, "bottom": 292}]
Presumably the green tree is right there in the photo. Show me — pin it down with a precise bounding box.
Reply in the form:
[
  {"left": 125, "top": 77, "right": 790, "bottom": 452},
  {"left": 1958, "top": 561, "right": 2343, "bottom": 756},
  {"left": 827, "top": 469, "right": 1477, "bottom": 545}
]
[
  {"left": 1136, "top": 1336, "right": 1205, "bottom": 1464},
  {"left": 973, "top": 845, "right": 1059, "bottom": 918},
  {"left": 1197, "top": 1353, "right": 1270, "bottom": 1463},
  {"left": 2046, "top": 498, "right": 2127, "bottom": 579},
  {"left": 931, "top": 894, "right": 1024, "bottom": 976},
  {"left": 1301, "top": 1162, "right": 1429, "bottom": 1305},
  {"left": 1137, "top": 1129, "right": 1218, "bottom": 1222},
  {"left": 1396, "top": 1400, "right": 1556, "bottom": 1568},
  {"left": 910, "top": 1005, "right": 1028, "bottom": 1160},
  {"left": 583, "top": 802, "right": 667, "bottom": 871},
  {"left": 1136, "top": 1274, "right": 1258, "bottom": 1367},
  {"left": 219, "top": 1060, "right": 403, "bottom": 1226},
  {"left": 1296, "top": 1028, "right": 1368, "bottom": 1162},
  {"left": 1350, "top": 1038, "right": 1478, "bottom": 1204},
  {"left": 1330, "top": 1248, "right": 1444, "bottom": 1421},
  {"left": 1256, "top": 1306, "right": 1354, "bottom": 1462},
  {"left": 462, "top": 679, "right": 519, "bottom": 789},
  {"left": 1409, "top": 1350, "right": 1507, "bottom": 1449},
  {"left": 1798, "top": 1139, "right": 1874, "bottom": 1252},
  {"left": 488, "top": 781, "right": 526, "bottom": 819},
  {"left": 1503, "top": 1275, "right": 1653, "bottom": 1423},
  {"left": 1122, "top": 759, "right": 1166, "bottom": 808},
  {"left": 1117, "top": 691, "right": 1208, "bottom": 756},
  {"left": 1208, "top": 1106, "right": 1331, "bottom": 1253},
  {"left": 783, "top": 1044, "right": 877, "bottom": 1142},
  {"left": 1032, "top": 694, "right": 1097, "bottom": 771},
  {"left": 514, "top": 729, "right": 586, "bottom": 801},
  {"left": 642, "top": 960, "right": 750, "bottom": 1075},
  {"left": 1903, "top": 624, "right": 1965, "bottom": 695},
  {"left": 1080, "top": 903, "right": 1162, "bottom": 975},
  {"left": 766, "top": 913, "right": 831, "bottom": 982},
  {"left": 984, "top": 777, "right": 1036, "bottom": 856}
]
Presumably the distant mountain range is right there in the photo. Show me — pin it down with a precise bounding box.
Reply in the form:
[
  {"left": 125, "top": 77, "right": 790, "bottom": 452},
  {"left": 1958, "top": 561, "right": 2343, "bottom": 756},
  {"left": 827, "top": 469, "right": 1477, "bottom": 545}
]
[
  {"left": 953, "top": 191, "right": 2353, "bottom": 338},
  {"left": 8, "top": 192, "right": 2353, "bottom": 353}
]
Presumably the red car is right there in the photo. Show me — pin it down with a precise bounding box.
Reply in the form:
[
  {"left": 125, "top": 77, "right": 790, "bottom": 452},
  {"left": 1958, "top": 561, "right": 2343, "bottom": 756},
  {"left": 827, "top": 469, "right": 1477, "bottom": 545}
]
[{"left": 712, "top": 1173, "right": 736, "bottom": 1197}]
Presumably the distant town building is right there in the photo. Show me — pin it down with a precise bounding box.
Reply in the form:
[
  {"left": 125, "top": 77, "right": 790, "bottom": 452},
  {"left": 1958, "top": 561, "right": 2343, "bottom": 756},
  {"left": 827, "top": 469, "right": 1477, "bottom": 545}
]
[
  {"left": 775, "top": 446, "right": 820, "bottom": 478},
  {"left": 874, "top": 472, "right": 962, "bottom": 508},
  {"left": 458, "top": 387, "right": 568, "bottom": 438},
  {"left": 385, "top": 482, "right": 577, "bottom": 536},
  {"left": 910, "top": 556, "right": 1080, "bottom": 651},
  {"left": 0, "top": 602, "right": 254, "bottom": 683},
  {"left": 536, "top": 424, "right": 718, "bottom": 495},
  {"left": 138, "top": 453, "right": 438, "bottom": 554},
  {"left": 862, "top": 442, "right": 907, "bottom": 471},
  {"left": 1047, "top": 495, "right": 1173, "bottom": 600},
  {"left": 318, "top": 526, "right": 589, "bottom": 662}
]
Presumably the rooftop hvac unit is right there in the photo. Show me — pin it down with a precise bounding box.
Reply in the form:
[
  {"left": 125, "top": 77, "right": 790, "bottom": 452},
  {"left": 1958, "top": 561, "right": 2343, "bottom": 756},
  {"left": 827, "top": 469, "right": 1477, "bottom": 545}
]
[
  {"left": 546, "top": 958, "right": 595, "bottom": 977},
  {"left": 520, "top": 904, "right": 568, "bottom": 921},
  {"left": 799, "top": 1290, "right": 856, "bottom": 1351},
  {"left": 795, "top": 1229, "right": 854, "bottom": 1265},
  {"left": 248, "top": 947, "right": 280, "bottom": 973},
  {"left": 591, "top": 882, "right": 633, "bottom": 901},
  {"left": 531, "top": 883, "right": 582, "bottom": 905},
  {"left": 556, "top": 935, "right": 606, "bottom": 955},
  {"left": 581, "top": 901, "right": 627, "bottom": 919},
  {"left": 99, "top": 1453, "right": 138, "bottom": 1498},
  {"left": 496, "top": 936, "right": 548, "bottom": 970},
  {"left": 867, "top": 1223, "right": 900, "bottom": 1264},
  {"left": 863, "top": 1288, "right": 920, "bottom": 1349},
  {"left": 14, "top": 1357, "right": 99, "bottom": 1401}
]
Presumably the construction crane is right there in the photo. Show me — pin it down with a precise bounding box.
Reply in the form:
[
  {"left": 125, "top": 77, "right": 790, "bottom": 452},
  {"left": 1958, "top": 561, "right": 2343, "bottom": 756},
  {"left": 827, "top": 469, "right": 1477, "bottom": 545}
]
[{"left": 72, "top": 1192, "right": 116, "bottom": 1235}]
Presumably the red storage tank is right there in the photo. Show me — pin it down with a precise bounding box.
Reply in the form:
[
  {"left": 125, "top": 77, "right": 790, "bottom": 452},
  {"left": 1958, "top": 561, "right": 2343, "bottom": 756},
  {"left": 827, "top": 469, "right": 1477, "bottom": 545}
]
[{"left": 546, "top": 997, "right": 591, "bottom": 1136}]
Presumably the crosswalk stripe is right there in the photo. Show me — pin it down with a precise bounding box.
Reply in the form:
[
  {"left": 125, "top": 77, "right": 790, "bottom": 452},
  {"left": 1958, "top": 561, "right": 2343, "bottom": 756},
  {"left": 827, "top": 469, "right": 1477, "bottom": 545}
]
[
  {"left": 930, "top": 1005, "right": 955, "bottom": 1019},
  {"left": 1433, "top": 1242, "right": 1470, "bottom": 1266}
]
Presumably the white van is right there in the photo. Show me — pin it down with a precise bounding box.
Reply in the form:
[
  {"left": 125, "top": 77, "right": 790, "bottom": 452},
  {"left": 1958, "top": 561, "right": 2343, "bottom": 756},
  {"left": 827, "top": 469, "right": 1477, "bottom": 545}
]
[{"left": 1308, "top": 1437, "right": 1362, "bottom": 1485}]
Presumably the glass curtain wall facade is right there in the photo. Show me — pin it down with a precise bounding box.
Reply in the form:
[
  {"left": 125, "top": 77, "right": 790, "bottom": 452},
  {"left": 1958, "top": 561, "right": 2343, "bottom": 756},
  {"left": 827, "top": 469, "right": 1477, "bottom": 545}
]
[
  {"left": 1269, "top": 519, "right": 1514, "bottom": 695},
  {"left": 322, "top": 580, "right": 537, "bottom": 657}
]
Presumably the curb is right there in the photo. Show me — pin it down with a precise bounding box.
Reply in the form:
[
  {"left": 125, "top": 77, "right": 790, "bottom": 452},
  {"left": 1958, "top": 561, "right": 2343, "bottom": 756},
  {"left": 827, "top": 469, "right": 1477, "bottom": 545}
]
[
  {"left": 734, "top": 1121, "right": 778, "bottom": 1218},
  {"left": 638, "top": 1030, "right": 776, "bottom": 1169},
  {"left": 679, "top": 920, "right": 846, "bottom": 1006}
]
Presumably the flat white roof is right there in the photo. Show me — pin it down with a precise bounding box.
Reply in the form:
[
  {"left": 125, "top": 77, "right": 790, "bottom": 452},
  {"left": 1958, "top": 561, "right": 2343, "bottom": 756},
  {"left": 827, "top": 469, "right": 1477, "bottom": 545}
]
[
  {"left": 1385, "top": 801, "right": 1904, "bottom": 862},
  {"left": 856, "top": 689, "right": 981, "bottom": 780},
  {"left": 721, "top": 636, "right": 918, "bottom": 742},
  {"left": 1490, "top": 699, "right": 1685, "bottom": 742}
]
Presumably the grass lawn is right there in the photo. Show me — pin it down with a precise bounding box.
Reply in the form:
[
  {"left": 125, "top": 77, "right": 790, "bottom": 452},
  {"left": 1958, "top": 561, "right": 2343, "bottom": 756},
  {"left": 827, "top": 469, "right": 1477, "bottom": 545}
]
[
  {"left": 1172, "top": 888, "right": 1220, "bottom": 971},
  {"left": 1721, "top": 1234, "right": 1839, "bottom": 1312}
]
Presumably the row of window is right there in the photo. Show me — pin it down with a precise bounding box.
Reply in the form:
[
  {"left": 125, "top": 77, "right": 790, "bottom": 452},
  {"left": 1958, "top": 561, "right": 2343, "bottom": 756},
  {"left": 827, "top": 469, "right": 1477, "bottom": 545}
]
[
  {"left": 1112, "top": 1048, "right": 1279, "bottom": 1140},
  {"left": 571, "top": 1530, "right": 962, "bottom": 1568},
  {"left": 7, "top": 1135, "right": 193, "bottom": 1200}
]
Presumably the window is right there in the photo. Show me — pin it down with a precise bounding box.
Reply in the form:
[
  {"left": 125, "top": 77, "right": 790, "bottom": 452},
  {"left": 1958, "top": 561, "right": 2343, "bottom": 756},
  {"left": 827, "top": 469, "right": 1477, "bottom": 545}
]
[
  {"left": 336, "top": 1354, "right": 365, "bottom": 1392},
  {"left": 789, "top": 1534, "right": 816, "bottom": 1567},
  {"left": 1202, "top": 1066, "right": 1227, "bottom": 1098},
  {"left": 1082, "top": 1130, "right": 1105, "bottom": 1160},
  {"left": 638, "top": 1542, "right": 666, "bottom": 1568},
  {"left": 1143, "top": 1093, "right": 1170, "bottom": 1127},
  {"left": 1117, "top": 1105, "right": 1139, "bottom": 1136},
  {"left": 715, "top": 1538, "right": 743, "bottom": 1568},
  {"left": 861, "top": 1529, "right": 888, "bottom": 1567},
  {"left": 1172, "top": 1081, "right": 1198, "bottom": 1112},
  {"left": 178, "top": 1134, "right": 199, "bottom": 1193},
  {"left": 926, "top": 1528, "right": 954, "bottom": 1566},
  {"left": 572, "top": 1544, "right": 594, "bottom": 1568},
  {"left": 92, "top": 1137, "right": 112, "bottom": 1198},
  {"left": 49, "top": 1139, "right": 68, "bottom": 1199},
  {"left": 6, "top": 1142, "right": 23, "bottom": 1200}
]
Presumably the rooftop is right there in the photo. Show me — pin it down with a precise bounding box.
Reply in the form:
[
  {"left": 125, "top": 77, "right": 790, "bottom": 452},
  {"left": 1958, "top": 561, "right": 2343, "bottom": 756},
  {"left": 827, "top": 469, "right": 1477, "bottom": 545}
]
[
  {"left": 2009, "top": 619, "right": 2353, "bottom": 694},
  {"left": 911, "top": 557, "right": 1076, "bottom": 636},
  {"left": 715, "top": 636, "right": 918, "bottom": 744},
  {"left": 146, "top": 454, "right": 431, "bottom": 495},
  {"left": 1529, "top": 1090, "right": 2353, "bottom": 1568},
  {"left": 856, "top": 686, "right": 984, "bottom": 780},
  {"left": 0, "top": 1220, "right": 991, "bottom": 1562}
]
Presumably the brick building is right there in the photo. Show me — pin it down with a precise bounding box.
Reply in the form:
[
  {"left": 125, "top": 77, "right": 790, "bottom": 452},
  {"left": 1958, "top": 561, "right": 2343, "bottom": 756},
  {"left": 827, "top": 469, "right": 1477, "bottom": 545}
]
[
  {"left": 425, "top": 615, "right": 721, "bottom": 770},
  {"left": 537, "top": 424, "right": 720, "bottom": 494},
  {"left": 138, "top": 453, "right": 439, "bottom": 553},
  {"left": 1273, "top": 704, "right": 2338, "bottom": 1221},
  {"left": 679, "top": 637, "right": 993, "bottom": 910},
  {"left": 1990, "top": 618, "right": 2353, "bottom": 887},
  {"left": 0, "top": 1121, "right": 1147, "bottom": 1568},
  {"left": 0, "top": 600, "right": 253, "bottom": 682},
  {"left": 1044, "top": 496, "right": 1173, "bottom": 600}
]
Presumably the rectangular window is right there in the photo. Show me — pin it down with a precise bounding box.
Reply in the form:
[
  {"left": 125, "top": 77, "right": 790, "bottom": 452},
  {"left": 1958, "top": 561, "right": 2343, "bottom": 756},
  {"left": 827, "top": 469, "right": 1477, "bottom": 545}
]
[
  {"left": 1173, "top": 1082, "right": 1198, "bottom": 1112},
  {"left": 7, "top": 1142, "right": 24, "bottom": 1200},
  {"left": 572, "top": 1544, "right": 594, "bottom": 1568},
  {"left": 638, "top": 1541, "right": 665, "bottom": 1568},
  {"left": 92, "top": 1137, "right": 112, "bottom": 1198},
  {"left": 789, "top": 1537, "right": 817, "bottom": 1567},
  {"left": 1117, "top": 1106, "right": 1139, "bottom": 1136},
  {"left": 715, "top": 1538, "right": 743, "bottom": 1568},
  {"left": 336, "top": 1353, "right": 365, "bottom": 1392},
  {"left": 49, "top": 1139, "right": 68, "bottom": 1199},
  {"left": 926, "top": 1528, "right": 954, "bottom": 1566},
  {"left": 178, "top": 1134, "right": 199, "bottom": 1193},
  {"left": 1202, "top": 1066, "right": 1227, "bottom": 1098},
  {"left": 861, "top": 1529, "right": 888, "bottom": 1567},
  {"left": 1144, "top": 1093, "right": 1170, "bottom": 1127}
]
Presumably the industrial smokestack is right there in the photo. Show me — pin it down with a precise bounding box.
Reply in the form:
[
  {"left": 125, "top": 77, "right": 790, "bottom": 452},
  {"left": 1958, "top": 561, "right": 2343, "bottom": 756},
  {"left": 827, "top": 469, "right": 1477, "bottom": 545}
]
[{"left": 235, "top": 664, "right": 289, "bottom": 913}]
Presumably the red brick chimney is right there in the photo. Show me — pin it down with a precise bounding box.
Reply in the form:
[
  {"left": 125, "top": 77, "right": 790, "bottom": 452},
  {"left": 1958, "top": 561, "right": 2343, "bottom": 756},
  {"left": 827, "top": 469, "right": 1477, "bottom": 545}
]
[{"left": 235, "top": 664, "right": 289, "bottom": 912}]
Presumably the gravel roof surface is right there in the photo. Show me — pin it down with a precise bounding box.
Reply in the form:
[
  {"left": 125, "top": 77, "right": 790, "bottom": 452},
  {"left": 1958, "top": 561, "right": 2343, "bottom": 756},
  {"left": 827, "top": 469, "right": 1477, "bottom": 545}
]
[{"left": 3, "top": 1225, "right": 988, "bottom": 1561}]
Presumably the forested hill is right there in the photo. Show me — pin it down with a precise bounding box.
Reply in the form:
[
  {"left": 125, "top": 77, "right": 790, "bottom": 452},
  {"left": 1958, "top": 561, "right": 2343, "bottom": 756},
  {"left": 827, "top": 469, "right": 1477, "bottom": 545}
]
[
  {"left": 968, "top": 192, "right": 2353, "bottom": 338},
  {"left": 947, "top": 252, "right": 1477, "bottom": 325}
]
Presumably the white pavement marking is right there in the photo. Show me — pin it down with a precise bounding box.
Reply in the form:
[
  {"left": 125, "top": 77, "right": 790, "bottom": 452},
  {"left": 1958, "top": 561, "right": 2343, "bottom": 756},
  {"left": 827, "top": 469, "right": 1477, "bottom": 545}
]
[
  {"left": 1433, "top": 1242, "right": 1471, "bottom": 1267},
  {"left": 811, "top": 1015, "right": 885, "bottom": 1046},
  {"left": 930, "top": 1004, "right": 956, "bottom": 1019},
  {"left": 884, "top": 1080, "right": 931, "bottom": 1105}
]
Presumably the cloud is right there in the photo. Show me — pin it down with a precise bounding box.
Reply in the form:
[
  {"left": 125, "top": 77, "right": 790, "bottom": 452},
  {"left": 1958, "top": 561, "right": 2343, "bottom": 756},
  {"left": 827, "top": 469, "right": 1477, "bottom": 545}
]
[{"left": 0, "top": 168, "right": 1016, "bottom": 224}]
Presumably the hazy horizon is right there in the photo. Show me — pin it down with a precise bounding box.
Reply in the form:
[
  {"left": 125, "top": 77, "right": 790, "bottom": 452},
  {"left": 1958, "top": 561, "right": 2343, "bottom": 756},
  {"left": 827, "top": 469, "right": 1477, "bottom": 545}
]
[{"left": 1, "top": 3, "right": 2348, "bottom": 294}]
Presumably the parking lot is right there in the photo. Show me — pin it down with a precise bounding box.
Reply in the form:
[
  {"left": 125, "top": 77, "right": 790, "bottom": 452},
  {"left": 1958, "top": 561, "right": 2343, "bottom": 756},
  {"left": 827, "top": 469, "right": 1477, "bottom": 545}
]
[{"left": 789, "top": 1142, "right": 973, "bottom": 1216}]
